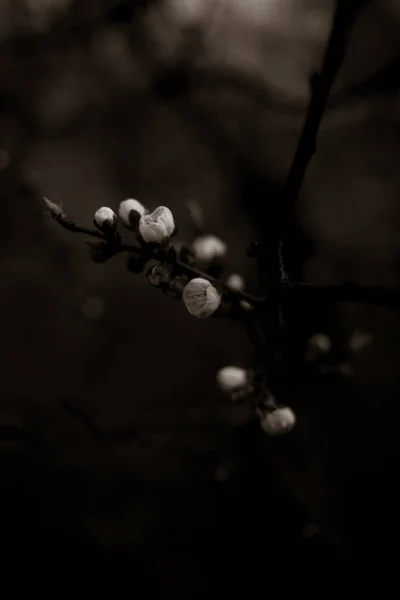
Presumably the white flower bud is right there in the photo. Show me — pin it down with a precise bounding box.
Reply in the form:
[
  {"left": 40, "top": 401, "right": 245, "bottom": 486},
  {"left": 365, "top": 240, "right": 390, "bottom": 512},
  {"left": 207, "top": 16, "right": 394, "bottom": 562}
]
[
  {"left": 192, "top": 235, "right": 227, "bottom": 262},
  {"left": 139, "top": 206, "right": 175, "bottom": 244},
  {"left": 147, "top": 263, "right": 173, "bottom": 287},
  {"left": 216, "top": 366, "right": 248, "bottom": 392},
  {"left": 119, "top": 198, "right": 146, "bottom": 225},
  {"left": 310, "top": 333, "right": 332, "bottom": 354},
  {"left": 260, "top": 406, "right": 296, "bottom": 436},
  {"left": 348, "top": 329, "right": 373, "bottom": 353},
  {"left": 225, "top": 273, "right": 245, "bottom": 291},
  {"left": 182, "top": 277, "right": 221, "bottom": 318},
  {"left": 240, "top": 300, "right": 254, "bottom": 311},
  {"left": 94, "top": 206, "right": 117, "bottom": 229}
]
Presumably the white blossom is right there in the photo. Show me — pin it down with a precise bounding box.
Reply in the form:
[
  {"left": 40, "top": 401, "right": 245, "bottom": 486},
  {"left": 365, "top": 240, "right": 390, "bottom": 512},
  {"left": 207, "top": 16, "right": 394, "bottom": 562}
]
[
  {"left": 225, "top": 273, "right": 245, "bottom": 291},
  {"left": 260, "top": 406, "right": 296, "bottom": 436},
  {"left": 119, "top": 198, "right": 146, "bottom": 225},
  {"left": 94, "top": 206, "right": 117, "bottom": 229},
  {"left": 192, "top": 234, "right": 227, "bottom": 262},
  {"left": 139, "top": 206, "right": 175, "bottom": 244},
  {"left": 182, "top": 277, "right": 221, "bottom": 318},
  {"left": 216, "top": 366, "right": 248, "bottom": 392}
]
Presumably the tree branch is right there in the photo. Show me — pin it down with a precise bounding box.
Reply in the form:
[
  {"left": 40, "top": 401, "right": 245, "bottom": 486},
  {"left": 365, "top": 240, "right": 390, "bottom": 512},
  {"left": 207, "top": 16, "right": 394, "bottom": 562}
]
[{"left": 280, "top": 0, "right": 370, "bottom": 231}]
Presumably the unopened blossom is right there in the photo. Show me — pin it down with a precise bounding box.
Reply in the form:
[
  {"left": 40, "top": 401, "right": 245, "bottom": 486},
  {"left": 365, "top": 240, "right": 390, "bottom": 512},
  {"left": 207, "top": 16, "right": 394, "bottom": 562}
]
[
  {"left": 147, "top": 263, "right": 173, "bottom": 287},
  {"left": 216, "top": 366, "right": 248, "bottom": 392},
  {"left": 192, "top": 234, "right": 227, "bottom": 262},
  {"left": 260, "top": 406, "right": 296, "bottom": 436},
  {"left": 348, "top": 329, "right": 373, "bottom": 353},
  {"left": 240, "top": 300, "right": 254, "bottom": 311},
  {"left": 94, "top": 206, "right": 117, "bottom": 230},
  {"left": 225, "top": 273, "right": 245, "bottom": 291},
  {"left": 310, "top": 332, "right": 332, "bottom": 354},
  {"left": 119, "top": 198, "right": 146, "bottom": 226},
  {"left": 182, "top": 277, "right": 221, "bottom": 318},
  {"left": 139, "top": 206, "right": 175, "bottom": 244}
]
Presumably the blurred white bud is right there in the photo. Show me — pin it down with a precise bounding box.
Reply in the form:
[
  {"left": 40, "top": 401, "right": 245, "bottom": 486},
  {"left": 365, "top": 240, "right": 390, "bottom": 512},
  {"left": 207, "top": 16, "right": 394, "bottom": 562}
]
[
  {"left": 119, "top": 198, "right": 146, "bottom": 226},
  {"left": 182, "top": 277, "right": 221, "bottom": 318},
  {"left": 348, "top": 329, "right": 373, "bottom": 353},
  {"left": 225, "top": 273, "right": 245, "bottom": 291},
  {"left": 139, "top": 206, "right": 175, "bottom": 244},
  {"left": 240, "top": 300, "right": 254, "bottom": 311},
  {"left": 339, "top": 363, "right": 354, "bottom": 377},
  {"left": 186, "top": 199, "right": 204, "bottom": 230},
  {"left": 260, "top": 406, "right": 296, "bottom": 436},
  {"left": 310, "top": 332, "right": 332, "bottom": 354},
  {"left": 94, "top": 206, "right": 117, "bottom": 230},
  {"left": 216, "top": 366, "right": 248, "bottom": 392},
  {"left": 192, "top": 234, "right": 227, "bottom": 262}
]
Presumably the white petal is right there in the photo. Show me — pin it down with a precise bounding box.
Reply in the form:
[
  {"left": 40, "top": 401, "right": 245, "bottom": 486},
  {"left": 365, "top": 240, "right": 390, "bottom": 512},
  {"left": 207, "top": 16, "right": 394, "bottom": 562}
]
[
  {"left": 139, "top": 218, "right": 168, "bottom": 243},
  {"left": 151, "top": 206, "right": 175, "bottom": 235},
  {"left": 119, "top": 198, "right": 145, "bottom": 224}
]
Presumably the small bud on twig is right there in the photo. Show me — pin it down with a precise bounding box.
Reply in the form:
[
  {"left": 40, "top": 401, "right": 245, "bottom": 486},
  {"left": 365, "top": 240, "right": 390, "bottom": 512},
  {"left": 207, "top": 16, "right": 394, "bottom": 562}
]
[
  {"left": 119, "top": 199, "right": 146, "bottom": 227},
  {"left": 216, "top": 366, "right": 248, "bottom": 393},
  {"left": 225, "top": 273, "right": 245, "bottom": 292},
  {"left": 182, "top": 277, "right": 221, "bottom": 318},
  {"left": 94, "top": 206, "right": 117, "bottom": 233},
  {"left": 139, "top": 206, "right": 175, "bottom": 244},
  {"left": 147, "top": 263, "right": 173, "bottom": 287},
  {"left": 240, "top": 300, "right": 254, "bottom": 311},
  {"left": 259, "top": 406, "right": 296, "bottom": 436},
  {"left": 43, "top": 196, "right": 66, "bottom": 219},
  {"left": 167, "top": 274, "right": 188, "bottom": 299},
  {"left": 192, "top": 234, "right": 227, "bottom": 263}
]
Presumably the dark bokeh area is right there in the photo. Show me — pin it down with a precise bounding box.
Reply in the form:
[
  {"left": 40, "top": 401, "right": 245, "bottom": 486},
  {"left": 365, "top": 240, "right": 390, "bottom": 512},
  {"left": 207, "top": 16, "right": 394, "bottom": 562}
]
[{"left": 1, "top": 0, "right": 400, "bottom": 591}]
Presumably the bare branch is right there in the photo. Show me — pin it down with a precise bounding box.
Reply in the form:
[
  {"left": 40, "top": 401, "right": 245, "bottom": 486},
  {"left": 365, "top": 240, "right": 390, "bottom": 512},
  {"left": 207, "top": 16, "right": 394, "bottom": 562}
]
[{"left": 280, "top": 0, "right": 370, "bottom": 232}]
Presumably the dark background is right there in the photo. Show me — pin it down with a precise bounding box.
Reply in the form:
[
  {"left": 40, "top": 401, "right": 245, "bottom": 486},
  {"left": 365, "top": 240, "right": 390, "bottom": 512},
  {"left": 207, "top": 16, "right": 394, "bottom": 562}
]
[{"left": 1, "top": 0, "right": 400, "bottom": 592}]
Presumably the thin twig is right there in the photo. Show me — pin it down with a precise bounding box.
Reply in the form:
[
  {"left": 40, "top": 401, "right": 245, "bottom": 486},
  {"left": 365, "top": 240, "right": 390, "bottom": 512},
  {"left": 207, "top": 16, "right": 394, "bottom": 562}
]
[{"left": 276, "top": 0, "right": 370, "bottom": 283}]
